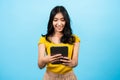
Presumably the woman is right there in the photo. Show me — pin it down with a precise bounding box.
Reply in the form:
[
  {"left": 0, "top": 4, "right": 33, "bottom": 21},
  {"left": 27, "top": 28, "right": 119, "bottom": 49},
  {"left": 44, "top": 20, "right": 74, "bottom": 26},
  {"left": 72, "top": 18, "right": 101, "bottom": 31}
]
[{"left": 38, "top": 6, "right": 80, "bottom": 80}]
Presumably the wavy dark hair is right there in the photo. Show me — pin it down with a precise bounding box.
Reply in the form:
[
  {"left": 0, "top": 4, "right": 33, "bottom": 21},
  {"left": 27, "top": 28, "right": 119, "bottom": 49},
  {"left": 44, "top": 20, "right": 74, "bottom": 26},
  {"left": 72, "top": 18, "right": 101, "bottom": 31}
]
[{"left": 42, "top": 6, "right": 75, "bottom": 44}]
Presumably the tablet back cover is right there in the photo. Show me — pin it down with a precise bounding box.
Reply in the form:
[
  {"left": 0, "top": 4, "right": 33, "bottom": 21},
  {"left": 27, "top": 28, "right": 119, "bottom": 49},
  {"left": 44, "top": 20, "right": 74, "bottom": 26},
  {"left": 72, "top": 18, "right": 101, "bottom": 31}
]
[{"left": 50, "top": 46, "right": 68, "bottom": 64}]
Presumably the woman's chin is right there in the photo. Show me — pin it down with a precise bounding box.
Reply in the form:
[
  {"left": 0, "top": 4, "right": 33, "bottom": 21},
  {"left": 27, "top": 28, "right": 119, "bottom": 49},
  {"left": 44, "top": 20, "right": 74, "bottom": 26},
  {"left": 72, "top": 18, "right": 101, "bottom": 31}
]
[
  {"left": 55, "top": 29, "right": 63, "bottom": 32},
  {"left": 57, "top": 30, "right": 63, "bottom": 32}
]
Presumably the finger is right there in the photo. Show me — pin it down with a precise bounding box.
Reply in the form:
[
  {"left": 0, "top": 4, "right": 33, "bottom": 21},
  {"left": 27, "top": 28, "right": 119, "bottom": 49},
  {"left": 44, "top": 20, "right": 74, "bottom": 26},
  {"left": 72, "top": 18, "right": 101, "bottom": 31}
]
[
  {"left": 51, "top": 58, "right": 61, "bottom": 63},
  {"left": 61, "top": 57, "right": 70, "bottom": 61},
  {"left": 50, "top": 57, "right": 61, "bottom": 62},
  {"left": 62, "top": 63, "right": 69, "bottom": 66},
  {"left": 52, "top": 54, "right": 63, "bottom": 58},
  {"left": 50, "top": 57, "right": 59, "bottom": 61},
  {"left": 60, "top": 59, "right": 71, "bottom": 63},
  {"left": 62, "top": 57, "right": 69, "bottom": 60},
  {"left": 50, "top": 54, "right": 63, "bottom": 63},
  {"left": 54, "top": 59, "right": 60, "bottom": 62}
]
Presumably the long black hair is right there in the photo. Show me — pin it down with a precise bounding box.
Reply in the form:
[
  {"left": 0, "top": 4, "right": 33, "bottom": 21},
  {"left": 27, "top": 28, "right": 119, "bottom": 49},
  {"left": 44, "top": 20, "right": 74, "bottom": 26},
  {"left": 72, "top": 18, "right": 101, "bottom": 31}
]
[{"left": 43, "top": 6, "right": 75, "bottom": 44}]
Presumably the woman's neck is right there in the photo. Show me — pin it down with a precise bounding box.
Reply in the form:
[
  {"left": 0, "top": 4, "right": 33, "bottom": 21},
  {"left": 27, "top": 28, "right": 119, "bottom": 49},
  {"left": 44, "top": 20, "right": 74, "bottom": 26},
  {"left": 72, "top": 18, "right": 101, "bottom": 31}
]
[
  {"left": 50, "top": 32, "right": 63, "bottom": 44},
  {"left": 53, "top": 32, "right": 63, "bottom": 37}
]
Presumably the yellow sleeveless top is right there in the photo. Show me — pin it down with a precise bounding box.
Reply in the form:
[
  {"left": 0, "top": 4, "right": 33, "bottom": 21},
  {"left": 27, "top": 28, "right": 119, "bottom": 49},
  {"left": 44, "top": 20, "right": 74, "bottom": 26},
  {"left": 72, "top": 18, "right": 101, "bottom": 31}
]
[{"left": 38, "top": 35, "right": 80, "bottom": 74}]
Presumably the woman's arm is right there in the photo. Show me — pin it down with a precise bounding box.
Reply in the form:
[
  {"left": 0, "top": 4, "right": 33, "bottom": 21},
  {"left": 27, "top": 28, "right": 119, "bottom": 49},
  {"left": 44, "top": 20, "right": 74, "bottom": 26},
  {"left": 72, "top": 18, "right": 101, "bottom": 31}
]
[
  {"left": 38, "top": 44, "right": 46, "bottom": 69},
  {"left": 71, "top": 42, "right": 80, "bottom": 67},
  {"left": 61, "top": 42, "right": 80, "bottom": 68}
]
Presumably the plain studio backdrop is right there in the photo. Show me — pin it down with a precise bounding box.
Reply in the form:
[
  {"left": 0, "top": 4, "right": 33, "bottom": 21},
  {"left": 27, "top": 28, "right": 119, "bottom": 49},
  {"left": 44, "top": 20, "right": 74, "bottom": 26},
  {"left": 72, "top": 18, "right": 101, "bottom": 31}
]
[{"left": 0, "top": 0, "right": 120, "bottom": 80}]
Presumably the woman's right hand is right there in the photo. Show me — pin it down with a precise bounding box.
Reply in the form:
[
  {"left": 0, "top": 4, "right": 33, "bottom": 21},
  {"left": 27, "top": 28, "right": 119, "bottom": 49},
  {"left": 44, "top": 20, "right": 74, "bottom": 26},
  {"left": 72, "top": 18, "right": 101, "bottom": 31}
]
[{"left": 43, "top": 54, "right": 63, "bottom": 64}]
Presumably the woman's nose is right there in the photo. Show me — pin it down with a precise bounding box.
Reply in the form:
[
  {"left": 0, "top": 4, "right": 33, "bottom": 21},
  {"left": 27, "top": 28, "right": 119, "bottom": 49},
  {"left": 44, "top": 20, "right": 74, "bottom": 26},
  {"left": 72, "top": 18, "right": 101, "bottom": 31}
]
[{"left": 57, "top": 21, "right": 62, "bottom": 26}]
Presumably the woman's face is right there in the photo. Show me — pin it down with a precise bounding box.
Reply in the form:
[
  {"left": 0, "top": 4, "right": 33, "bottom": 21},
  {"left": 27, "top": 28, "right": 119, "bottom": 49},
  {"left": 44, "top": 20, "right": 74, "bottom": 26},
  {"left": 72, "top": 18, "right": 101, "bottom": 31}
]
[{"left": 53, "top": 12, "right": 66, "bottom": 33}]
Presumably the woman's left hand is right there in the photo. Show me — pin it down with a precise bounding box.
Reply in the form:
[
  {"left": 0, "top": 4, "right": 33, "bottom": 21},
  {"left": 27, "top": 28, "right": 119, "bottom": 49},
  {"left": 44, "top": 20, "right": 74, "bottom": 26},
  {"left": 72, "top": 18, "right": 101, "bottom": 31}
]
[{"left": 60, "top": 57, "right": 76, "bottom": 68}]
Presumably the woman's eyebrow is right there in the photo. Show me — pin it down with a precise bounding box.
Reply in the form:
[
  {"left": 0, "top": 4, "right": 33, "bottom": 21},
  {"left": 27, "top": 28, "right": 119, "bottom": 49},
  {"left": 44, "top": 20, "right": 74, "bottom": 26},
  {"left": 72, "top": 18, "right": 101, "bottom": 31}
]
[
  {"left": 54, "top": 17, "right": 64, "bottom": 19},
  {"left": 61, "top": 17, "right": 64, "bottom": 19}
]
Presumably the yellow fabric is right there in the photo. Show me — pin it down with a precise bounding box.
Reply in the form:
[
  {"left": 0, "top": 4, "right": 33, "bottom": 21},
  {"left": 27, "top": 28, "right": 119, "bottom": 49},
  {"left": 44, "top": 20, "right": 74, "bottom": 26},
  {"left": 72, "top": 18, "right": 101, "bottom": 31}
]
[{"left": 38, "top": 35, "right": 80, "bottom": 74}]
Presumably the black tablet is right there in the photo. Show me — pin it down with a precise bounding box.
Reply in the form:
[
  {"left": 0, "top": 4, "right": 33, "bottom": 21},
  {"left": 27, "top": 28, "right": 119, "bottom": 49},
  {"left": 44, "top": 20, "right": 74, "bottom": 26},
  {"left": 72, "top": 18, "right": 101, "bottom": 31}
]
[{"left": 50, "top": 46, "right": 68, "bottom": 64}]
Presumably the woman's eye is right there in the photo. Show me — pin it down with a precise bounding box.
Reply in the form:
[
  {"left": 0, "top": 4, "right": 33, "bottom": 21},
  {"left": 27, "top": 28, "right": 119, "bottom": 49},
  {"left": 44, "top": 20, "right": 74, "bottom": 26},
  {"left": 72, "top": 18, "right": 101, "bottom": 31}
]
[
  {"left": 61, "top": 19, "right": 65, "bottom": 21},
  {"left": 53, "top": 19, "right": 57, "bottom": 21}
]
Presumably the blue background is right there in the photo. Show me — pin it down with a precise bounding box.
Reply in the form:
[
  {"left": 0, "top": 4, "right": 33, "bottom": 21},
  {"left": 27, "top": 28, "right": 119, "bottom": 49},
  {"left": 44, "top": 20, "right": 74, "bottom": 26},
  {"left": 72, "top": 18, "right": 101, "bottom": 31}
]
[{"left": 0, "top": 0, "right": 120, "bottom": 80}]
